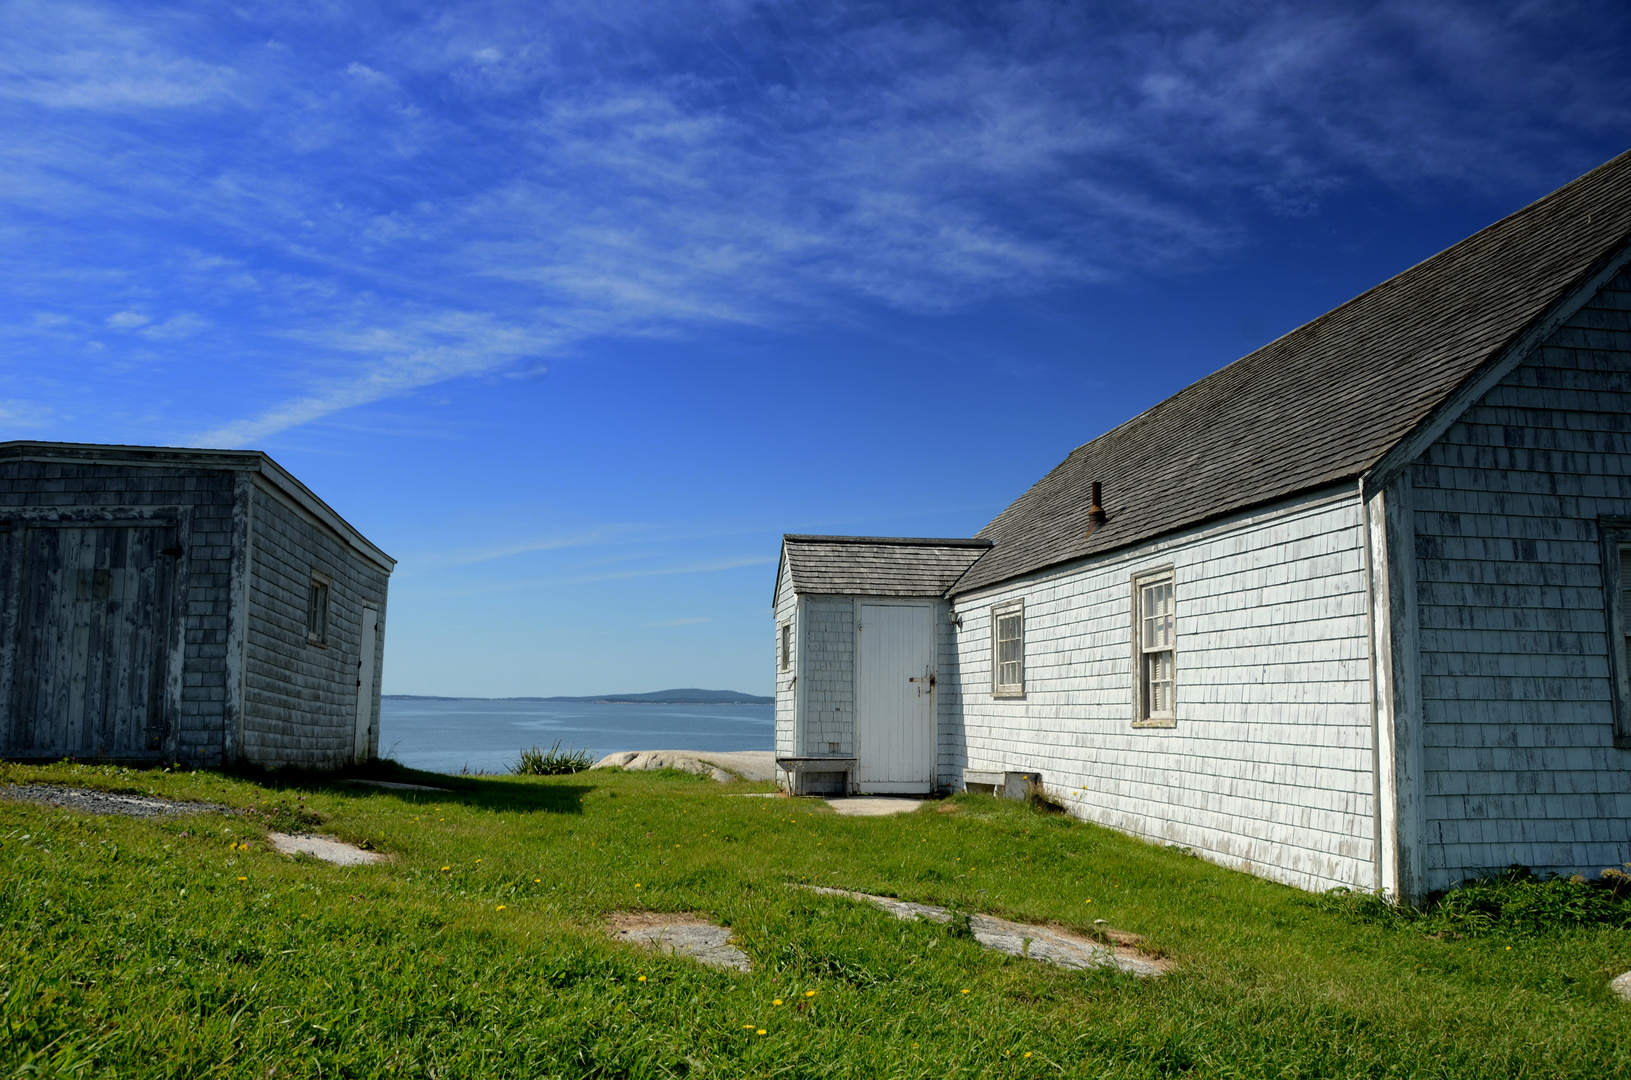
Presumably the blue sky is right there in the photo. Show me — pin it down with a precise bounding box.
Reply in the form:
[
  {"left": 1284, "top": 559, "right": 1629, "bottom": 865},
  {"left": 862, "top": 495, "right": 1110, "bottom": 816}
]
[{"left": 2, "top": 1, "right": 1628, "bottom": 696}]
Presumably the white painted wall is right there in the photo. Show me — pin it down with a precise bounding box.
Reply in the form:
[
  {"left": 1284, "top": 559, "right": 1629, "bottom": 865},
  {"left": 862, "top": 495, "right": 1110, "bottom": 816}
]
[
  {"left": 946, "top": 487, "right": 1377, "bottom": 893},
  {"left": 1409, "top": 267, "right": 1631, "bottom": 889}
]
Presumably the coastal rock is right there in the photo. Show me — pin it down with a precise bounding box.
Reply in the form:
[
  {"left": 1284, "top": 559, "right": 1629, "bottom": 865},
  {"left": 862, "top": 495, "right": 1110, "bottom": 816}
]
[
  {"left": 798, "top": 885, "right": 1169, "bottom": 977},
  {"left": 1612, "top": 971, "right": 1631, "bottom": 1002},
  {"left": 589, "top": 750, "right": 775, "bottom": 782}
]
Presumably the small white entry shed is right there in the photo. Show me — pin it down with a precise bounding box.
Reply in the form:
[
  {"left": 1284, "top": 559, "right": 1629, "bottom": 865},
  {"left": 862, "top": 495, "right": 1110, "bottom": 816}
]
[{"left": 772, "top": 536, "right": 990, "bottom": 794}]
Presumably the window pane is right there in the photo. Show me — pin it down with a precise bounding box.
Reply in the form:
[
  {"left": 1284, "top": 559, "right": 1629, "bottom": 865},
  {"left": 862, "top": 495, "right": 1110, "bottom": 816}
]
[
  {"left": 1144, "top": 649, "right": 1174, "bottom": 715},
  {"left": 996, "top": 611, "right": 1022, "bottom": 688}
]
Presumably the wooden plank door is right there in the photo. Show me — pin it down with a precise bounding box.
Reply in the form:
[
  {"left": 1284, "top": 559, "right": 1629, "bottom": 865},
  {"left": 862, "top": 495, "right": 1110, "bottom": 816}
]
[
  {"left": 855, "top": 602, "right": 935, "bottom": 793},
  {"left": 353, "top": 606, "right": 378, "bottom": 763},
  {"left": 7, "top": 524, "right": 176, "bottom": 760}
]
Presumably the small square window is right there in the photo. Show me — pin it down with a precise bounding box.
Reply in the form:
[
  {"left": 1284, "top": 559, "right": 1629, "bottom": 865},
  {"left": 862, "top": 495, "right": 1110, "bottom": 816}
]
[
  {"left": 992, "top": 601, "right": 1024, "bottom": 697},
  {"left": 1133, "top": 570, "right": 1176, "bottom": 725},
  {"left": 779, "top": 622, "right": 792, "bottom": 672},
  {"left": 307, "top": 576, "right": 330, "bottom": 646}
]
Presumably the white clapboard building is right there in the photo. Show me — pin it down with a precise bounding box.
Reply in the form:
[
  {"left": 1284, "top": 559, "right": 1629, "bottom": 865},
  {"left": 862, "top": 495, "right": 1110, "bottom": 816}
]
[
  {"left": 0, "top": 443, "right": 393, "bottom": 770},
  {"left": 774, "top": 149, "right": 1631, "bottom": 901}
]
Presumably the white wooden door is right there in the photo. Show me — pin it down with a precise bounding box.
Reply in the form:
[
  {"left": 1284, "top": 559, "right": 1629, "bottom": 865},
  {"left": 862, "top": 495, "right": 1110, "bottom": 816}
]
[
  {"left": 353, "top": 607, "right": 377, "bottom": 763},
  {"left": 855, "top": 602, "right": 935, "bottom": 793}
]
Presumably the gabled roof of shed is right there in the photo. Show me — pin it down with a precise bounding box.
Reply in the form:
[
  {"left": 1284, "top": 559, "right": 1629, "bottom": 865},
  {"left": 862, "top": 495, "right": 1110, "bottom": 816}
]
[
  {"left": 0, "top": 441, "right": 395, "bottom": 571},
  {"left": 779, "top": 535, "right": 993, "bottom": 599},
  {"left": 949, "top": 147, "right": 1631, "bottom": 598}
]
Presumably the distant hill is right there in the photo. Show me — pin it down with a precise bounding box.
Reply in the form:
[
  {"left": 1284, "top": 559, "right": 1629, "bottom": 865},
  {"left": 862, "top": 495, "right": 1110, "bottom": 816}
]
[{"left": 383, "top": 688, "right": 773, "bottom": 705}]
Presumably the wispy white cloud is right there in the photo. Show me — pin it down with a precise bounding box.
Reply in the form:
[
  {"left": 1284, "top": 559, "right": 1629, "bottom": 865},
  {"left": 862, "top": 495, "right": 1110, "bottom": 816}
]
[
  {"left": 2, "top": 1, "right": 1627, "bottom": 444},
  {"left": 398, "top": 528, "right": 635, "bottom": 575},
  {"left": 397, "top": 555, "right": 776, "bottom": 600},
  {"left": 0, "top": 398, "right": 53, "bottom": 429}
]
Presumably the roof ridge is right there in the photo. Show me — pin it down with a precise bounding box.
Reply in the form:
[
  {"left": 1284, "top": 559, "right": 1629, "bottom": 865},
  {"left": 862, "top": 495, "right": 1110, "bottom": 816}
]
[
  {"left": 783, "top": 534, "right": 993, "bottom": 547},
  {"left": 957, "top": 146, "right": 1631, "bottom": 595},
  {"left": 1033, "top": 147, "right": 1631, "bottom": 483}
]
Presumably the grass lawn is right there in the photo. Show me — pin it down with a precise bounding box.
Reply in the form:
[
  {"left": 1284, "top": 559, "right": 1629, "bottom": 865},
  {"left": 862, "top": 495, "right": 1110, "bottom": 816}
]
[{"left": 2, "top": 758, "right": 1628, "bottom": 1079}]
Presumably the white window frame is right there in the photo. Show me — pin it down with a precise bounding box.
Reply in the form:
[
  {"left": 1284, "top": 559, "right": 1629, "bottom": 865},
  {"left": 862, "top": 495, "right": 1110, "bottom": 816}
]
[
  {"left": 779, "top": 621, "right": 792, "bottom": 673},
  {"left": 1132, "top": 567, "right": 1176, "bottom": 727},
  {"left": 1598, "top": 518, "right": 1631, "bottom": 750},
  {"left": 991, "top": 600, "right": 1025, "bottom": 698},
  {"left": 307, "top": 571, "right": 331, "bottom": 648}
]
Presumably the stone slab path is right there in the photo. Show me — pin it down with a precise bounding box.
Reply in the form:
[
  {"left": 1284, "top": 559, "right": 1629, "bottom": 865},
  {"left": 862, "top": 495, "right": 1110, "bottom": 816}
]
[
  {"left": 1, "top": 783, "right": 226, "bottom": 818},
  {"left": 801, "top": 885, "right": 1168, "bottom": 977},
  {"left": 268, "top": 832, "right": 386, "bottom": 866},
  {"left": 609, "top": 912, "right": 752, "bottom": 971},
  {"left": 824, "top": 796, "right": 926, "bottom": 817},
  {"left": 591, "top": 750, "right": 776, "bottom": 782}
]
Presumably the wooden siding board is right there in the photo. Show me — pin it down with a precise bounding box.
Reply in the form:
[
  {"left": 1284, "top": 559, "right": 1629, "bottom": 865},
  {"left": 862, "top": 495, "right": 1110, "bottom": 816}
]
[
  {"left": 773, "top": 565, "right": 797, "bottom": 762},
  {"left": 944, "top": 489, "right": 1376, "bottom": 893},
  {"left": 1410, "top": 269, "right": 1631, "bottom": 888},
  {"left": 241, "top": 482, "right": 389, "bottom": 768}
]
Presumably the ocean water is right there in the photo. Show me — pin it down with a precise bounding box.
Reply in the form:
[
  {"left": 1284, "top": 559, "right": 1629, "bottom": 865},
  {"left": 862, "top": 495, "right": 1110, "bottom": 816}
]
[{"left": 379, "top": 697, "right": 774, "bottom": 776}]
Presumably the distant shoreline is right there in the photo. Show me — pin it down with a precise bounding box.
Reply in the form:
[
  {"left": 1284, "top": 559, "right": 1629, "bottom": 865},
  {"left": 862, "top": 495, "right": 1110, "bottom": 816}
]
[{"left": 383, "top": 689, "right": 773, "bottom": 706}]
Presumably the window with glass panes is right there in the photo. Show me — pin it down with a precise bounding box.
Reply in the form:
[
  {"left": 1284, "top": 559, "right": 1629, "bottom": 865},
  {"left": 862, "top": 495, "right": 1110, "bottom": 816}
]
[
  {"left": 779, "top": 622, "right": 792, "bottom": 672},
  {"left": 993, "top": 603, "right": 1024, "bottom": 695},
  {"left": 306, "top": 576, "right": 330, "bottom": 647},
  {"left": 1136, "top": 573, "right": 1175, "bottom": 722}
]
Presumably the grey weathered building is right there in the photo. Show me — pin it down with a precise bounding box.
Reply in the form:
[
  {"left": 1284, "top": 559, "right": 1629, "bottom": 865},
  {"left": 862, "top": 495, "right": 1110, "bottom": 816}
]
[
  {"left": 0, "top": 443, "right": 393, "bottom": 769},
  {"left": 776, "top": 148, "right": 1631, "bottom": 901}
]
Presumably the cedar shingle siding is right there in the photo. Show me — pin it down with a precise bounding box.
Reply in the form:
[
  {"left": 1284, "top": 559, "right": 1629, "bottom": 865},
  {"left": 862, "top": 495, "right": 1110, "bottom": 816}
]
[
  {"left": 0, "top": 443, "right": 392, "bottom": 769},
  {"left": 777, "top": 149, "right": 1631, "bottom": 901}
]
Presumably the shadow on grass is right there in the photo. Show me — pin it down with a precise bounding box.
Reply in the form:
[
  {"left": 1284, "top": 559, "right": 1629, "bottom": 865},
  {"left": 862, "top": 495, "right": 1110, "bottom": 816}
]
[{"left": 222, "top": 757, "right": 594, "bottom": 816}]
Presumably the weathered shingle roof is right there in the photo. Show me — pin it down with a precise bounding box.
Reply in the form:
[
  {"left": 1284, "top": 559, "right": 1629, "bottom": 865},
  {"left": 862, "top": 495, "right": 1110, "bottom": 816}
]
[
  {"left": 780, "top": 535, "right": 993, "bottom": 598},
  {"left": 948, "top": 148, "right": 1631, "bottom": 597}
]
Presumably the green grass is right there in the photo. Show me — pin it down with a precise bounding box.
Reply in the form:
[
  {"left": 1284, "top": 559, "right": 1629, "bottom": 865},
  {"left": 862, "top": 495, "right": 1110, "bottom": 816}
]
[{"left": 2, "top": 758, "right": 1628, "bottom": 1078}]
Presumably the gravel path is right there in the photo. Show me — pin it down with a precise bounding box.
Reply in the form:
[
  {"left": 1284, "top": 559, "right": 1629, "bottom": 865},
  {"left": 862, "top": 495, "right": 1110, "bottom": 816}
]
[{"left": 1, "top": 783, "right": 227, "bottom": 818}]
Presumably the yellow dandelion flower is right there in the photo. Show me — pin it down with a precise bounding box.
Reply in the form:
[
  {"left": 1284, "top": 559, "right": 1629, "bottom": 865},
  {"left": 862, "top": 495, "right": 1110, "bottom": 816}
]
[
  {"left": 496, "top": 905, "right": 506, "bottom": 911},
  {"left": 743, "top": 1024, "right": 754, "bottom": 1030},
  {"left": 638, "top": 976, "right": 646, "bottom": 983},
  {"left": 1024, "top": 1052, "right": 1032, "bottom": 1058},
  {"left": 960, "top": 989, "right": 969, "bottom": 994},
  {"left": 237, "top": 876, "right": 247, "bottom": 881},
  {"left": 804, "top": 990, "right": 816, "bottom": 997},
  {"left": 634, "top": 883, "right": 642, "bottom": 888},
  {"left": 534, "top": 878, "right": 541, "bottom": 883},
  {"left": 756, "top": 1029, "right": 766, "bottom": 1036},
  {"left": 441, "top": 866, "right": 450, "bottom": 871},
  {"left": 773, "top": 999, "right": 783, "bottom": 1006}
]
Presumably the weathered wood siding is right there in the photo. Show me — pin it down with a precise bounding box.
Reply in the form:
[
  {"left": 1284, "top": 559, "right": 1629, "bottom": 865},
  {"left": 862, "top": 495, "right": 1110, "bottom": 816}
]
[
  {"left": 0, "top": 462, "right": 237, "bottom": 764},
  {"left": 1409, "top": 268, "right": 1631, "bottom": 889},
  {"left": 802, "top": 597, "right": 856, "bottom": 756},
  {"left": 773, "top": 564, "right": 797, "bottom": 760},
  {"left": 947, "top": 488, "right": 1376, "bottom": 893},
  {"left": 241, "top": 480, "right": 388, "bottom": 769}
]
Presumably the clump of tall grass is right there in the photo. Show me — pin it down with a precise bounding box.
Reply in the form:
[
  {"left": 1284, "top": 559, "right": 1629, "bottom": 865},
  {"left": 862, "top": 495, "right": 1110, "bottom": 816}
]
[
  {"left": 1321, "top": 863, "right": 1631, "bottom": 937},
  {"left": 512, "top": 742, "right": 593, "bottom": 776}
]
